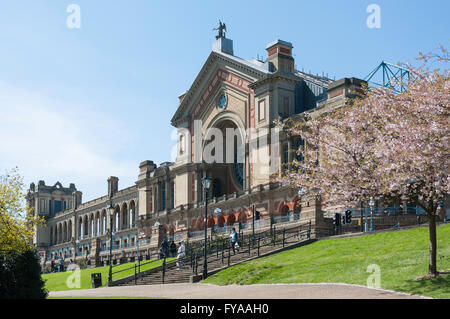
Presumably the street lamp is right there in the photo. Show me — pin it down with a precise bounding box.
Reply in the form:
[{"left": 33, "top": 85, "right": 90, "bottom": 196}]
[
  {"left": 251, "top": 205, "right": 256, "bottom": 243},
  {"left": 364, "top": 200, "right": 368, "bottom": 232},
  {"left": 360, "top": 200, "right": 364, "bottom": 233},
  {"left": 75, "top": 239, "right": 80, "bottom": 259},
  {"left": 201, "top": 176, "right": 212, "bottom": 280},
  {"left": 369, "top": 197, "right": 375, "bottom": 232},
  {"left": 107, "top": 201, "right": 115, "bottom": 284},
  {"left": 136, "top": 214, "right": 140, "bottom": 266}
]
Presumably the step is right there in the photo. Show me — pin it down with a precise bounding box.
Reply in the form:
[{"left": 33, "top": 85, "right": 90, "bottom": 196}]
[{"left": 114, "top": 238, "right": 311, "bottom": 287}]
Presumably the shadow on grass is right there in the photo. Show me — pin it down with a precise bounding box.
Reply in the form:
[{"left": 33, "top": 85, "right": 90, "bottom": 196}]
[{"left": 391, "top": 274, "right": 450, "bottom": 299}]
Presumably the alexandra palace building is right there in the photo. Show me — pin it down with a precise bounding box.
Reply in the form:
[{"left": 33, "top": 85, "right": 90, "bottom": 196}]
[{"left": 28, "top": 33, "right": 397, "bottom": 267}]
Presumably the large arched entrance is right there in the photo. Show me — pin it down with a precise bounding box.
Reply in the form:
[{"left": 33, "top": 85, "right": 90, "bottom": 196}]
[{"left": 203, "top": 117, "right": 246, "bottom": 197}]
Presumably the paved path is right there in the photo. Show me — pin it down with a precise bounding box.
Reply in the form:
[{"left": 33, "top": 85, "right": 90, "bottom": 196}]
[{"left": 48, "top": 283, "right": 428, "bottom": 299}]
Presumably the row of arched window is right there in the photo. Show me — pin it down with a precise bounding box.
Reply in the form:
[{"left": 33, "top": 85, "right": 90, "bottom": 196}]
[{"left": 48, "top": 200, "right": 137, "bottom": 246}]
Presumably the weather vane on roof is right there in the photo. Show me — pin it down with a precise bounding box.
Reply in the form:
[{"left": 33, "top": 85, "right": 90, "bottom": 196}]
[{"left": 213, "top": 20, "right": 227, "bottom": 40}]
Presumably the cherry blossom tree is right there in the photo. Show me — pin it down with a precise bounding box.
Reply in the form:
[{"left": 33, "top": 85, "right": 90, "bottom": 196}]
[{"left": 279, "top": 46, "right": 449, "bottom": 275}]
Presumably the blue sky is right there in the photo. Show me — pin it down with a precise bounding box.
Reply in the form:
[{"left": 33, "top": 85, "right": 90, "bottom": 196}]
[{"left": 0, "top": 0, "right": 448, "bottom": 201}]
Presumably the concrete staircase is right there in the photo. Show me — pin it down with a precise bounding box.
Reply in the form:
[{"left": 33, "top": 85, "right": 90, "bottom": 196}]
[{"left": 113, "top": 224, "right": 315, "bottom": 286}]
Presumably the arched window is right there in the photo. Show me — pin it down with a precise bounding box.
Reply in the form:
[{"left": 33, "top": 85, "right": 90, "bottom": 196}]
[
  {"left": 161, "top": 183, "right": 166, "bottom": 211},
  {"left": 84, "top": 218, "right": 88, "bottom": 236},
  {"left": 129, "top": 208, "right": 134, "bottom": 227}
]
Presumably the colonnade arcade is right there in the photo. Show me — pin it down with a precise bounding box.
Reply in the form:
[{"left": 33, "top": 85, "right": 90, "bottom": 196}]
[{"left": 49, "top": 200, "right": 137, "bottom": 245}]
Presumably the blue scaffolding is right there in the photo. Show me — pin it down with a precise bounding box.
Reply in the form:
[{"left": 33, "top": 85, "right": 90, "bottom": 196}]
[{"left": 364, "top": 61, "right": 412, "bottom": 92}]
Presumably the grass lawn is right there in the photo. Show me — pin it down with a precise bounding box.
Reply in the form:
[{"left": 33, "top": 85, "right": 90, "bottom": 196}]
[
  {"left": 43, "top": 257, "right": 175, "bottom": 292},
  {"left": 203, "top": 224, "right": 450, "bottom": 299}
]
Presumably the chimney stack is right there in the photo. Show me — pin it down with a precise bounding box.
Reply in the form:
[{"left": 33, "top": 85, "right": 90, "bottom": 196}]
[
  {"left": 138, "top": 160, "right": 157, "bottom": 181},
  {"left": 108, "top": 176, "right": 119, "bottom": 198},
  {"left": 327, "top": 77, "right": 367, "bottom": 100},
  {"left": 266, "top": 40, "right": 294, "bottom": 73}
]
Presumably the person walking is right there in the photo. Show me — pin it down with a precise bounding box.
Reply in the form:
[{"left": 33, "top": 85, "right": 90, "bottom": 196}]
[
  {"left": 161, "top": 236, "right": 169, "bottom": 258},
  {"left": 60, "top": 257, "right": 65, "bottom": 272},
  {"left": 176, "top": 241, "right": 186, "bottom": 270},
  {"left": 169, "top": 241, "right": 177, "bottom": 257},
  {"left": 230, "top": 228, "right": 239, "bottom": 255},
  {"left": 158, "top": 247, "right": 165, "bottom": 260}
]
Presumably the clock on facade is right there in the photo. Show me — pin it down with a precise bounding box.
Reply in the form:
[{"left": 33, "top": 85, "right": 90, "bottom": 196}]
[{"left": 218, "top": 94, "right": 227, "bottom": 109}]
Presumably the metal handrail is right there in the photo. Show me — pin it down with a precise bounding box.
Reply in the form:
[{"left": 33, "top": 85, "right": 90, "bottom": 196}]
[
  {"left": 110, "top": 250, "right": 163, "bottom": 279},
  {"left": 185, "top": 223, "right": 312, "bottom": 267},
  {"left": 111, "top": 221, "right": 313, "bottom": 285}
]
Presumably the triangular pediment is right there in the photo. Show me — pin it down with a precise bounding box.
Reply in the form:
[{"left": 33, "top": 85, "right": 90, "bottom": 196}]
[{"left": 171, "top": 51, "right": 268, "bottom": 127}]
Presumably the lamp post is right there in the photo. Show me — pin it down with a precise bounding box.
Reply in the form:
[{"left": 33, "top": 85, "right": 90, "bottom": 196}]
[
  {"left": 75, "top": 239, "right": 80, "bottom": 260},
  {"left": 369, "top": 197, "right": 375, "bottom": 232},
  {"left": 136, "top": 214, "right": 140, "bottom": 266},
  {"left": 364, "top": 199, "right": 368, "bottom": 232},
  {"left": 252, "top": 205, "right": 256, "bottom": 242},
  {"left": 360, "top": 200, "right": 364, "bottom": 233},
  {"left": 107, "top": 201, "right": 114, "bottom": 284},
  {"left": 201, "top": 176, "right": 212, "bottom": 280}
]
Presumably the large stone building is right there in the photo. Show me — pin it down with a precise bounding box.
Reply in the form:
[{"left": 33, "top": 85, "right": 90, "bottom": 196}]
[{"left": 28, "top": 32, "right": 376, "bottom": 267}]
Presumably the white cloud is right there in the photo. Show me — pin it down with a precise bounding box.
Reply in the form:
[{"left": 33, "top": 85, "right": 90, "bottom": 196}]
[{"left": 0, "top": 82, "right": 138, "bottom": 201}]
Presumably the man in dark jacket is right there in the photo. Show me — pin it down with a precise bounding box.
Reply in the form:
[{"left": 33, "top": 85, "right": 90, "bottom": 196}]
[
  {"left": 161, "top": 237, "right": 169, "bottom": 257},
  {"left": 169, "top": 241, "right": 177, "bottom": 257}
]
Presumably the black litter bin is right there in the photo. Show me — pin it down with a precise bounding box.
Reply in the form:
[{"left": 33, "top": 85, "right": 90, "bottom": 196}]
[{"left": 91, "top": 273, "right": 102, "bottom": 288}]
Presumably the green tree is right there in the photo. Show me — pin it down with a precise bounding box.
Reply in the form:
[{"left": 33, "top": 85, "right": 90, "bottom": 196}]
[
  {"left": 0, "top": 167, "right": 48, "bottom": 298},
  {"left": 0, "top": 167, "right": 44, "bottom": 253}
]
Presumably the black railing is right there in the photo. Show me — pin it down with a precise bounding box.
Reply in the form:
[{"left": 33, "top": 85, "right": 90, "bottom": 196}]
[
  {"left": 109, "top": 249, "right": 173, "bottom": 284},
  {"left": 109, "top": 221, "right": 313, "bottom": 286},
  {"left": 182, "top": 222, "right": 313, "bottom": 279}
]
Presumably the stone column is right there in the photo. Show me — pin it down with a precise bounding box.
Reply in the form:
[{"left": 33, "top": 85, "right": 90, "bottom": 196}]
[{"left": 149, "top": 225, "right": 165, "bottom": 249}]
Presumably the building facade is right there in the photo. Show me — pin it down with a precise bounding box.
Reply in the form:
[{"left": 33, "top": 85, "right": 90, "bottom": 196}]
[{"left": 28, "top": 34, "right": 373, "bottom": 267}]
